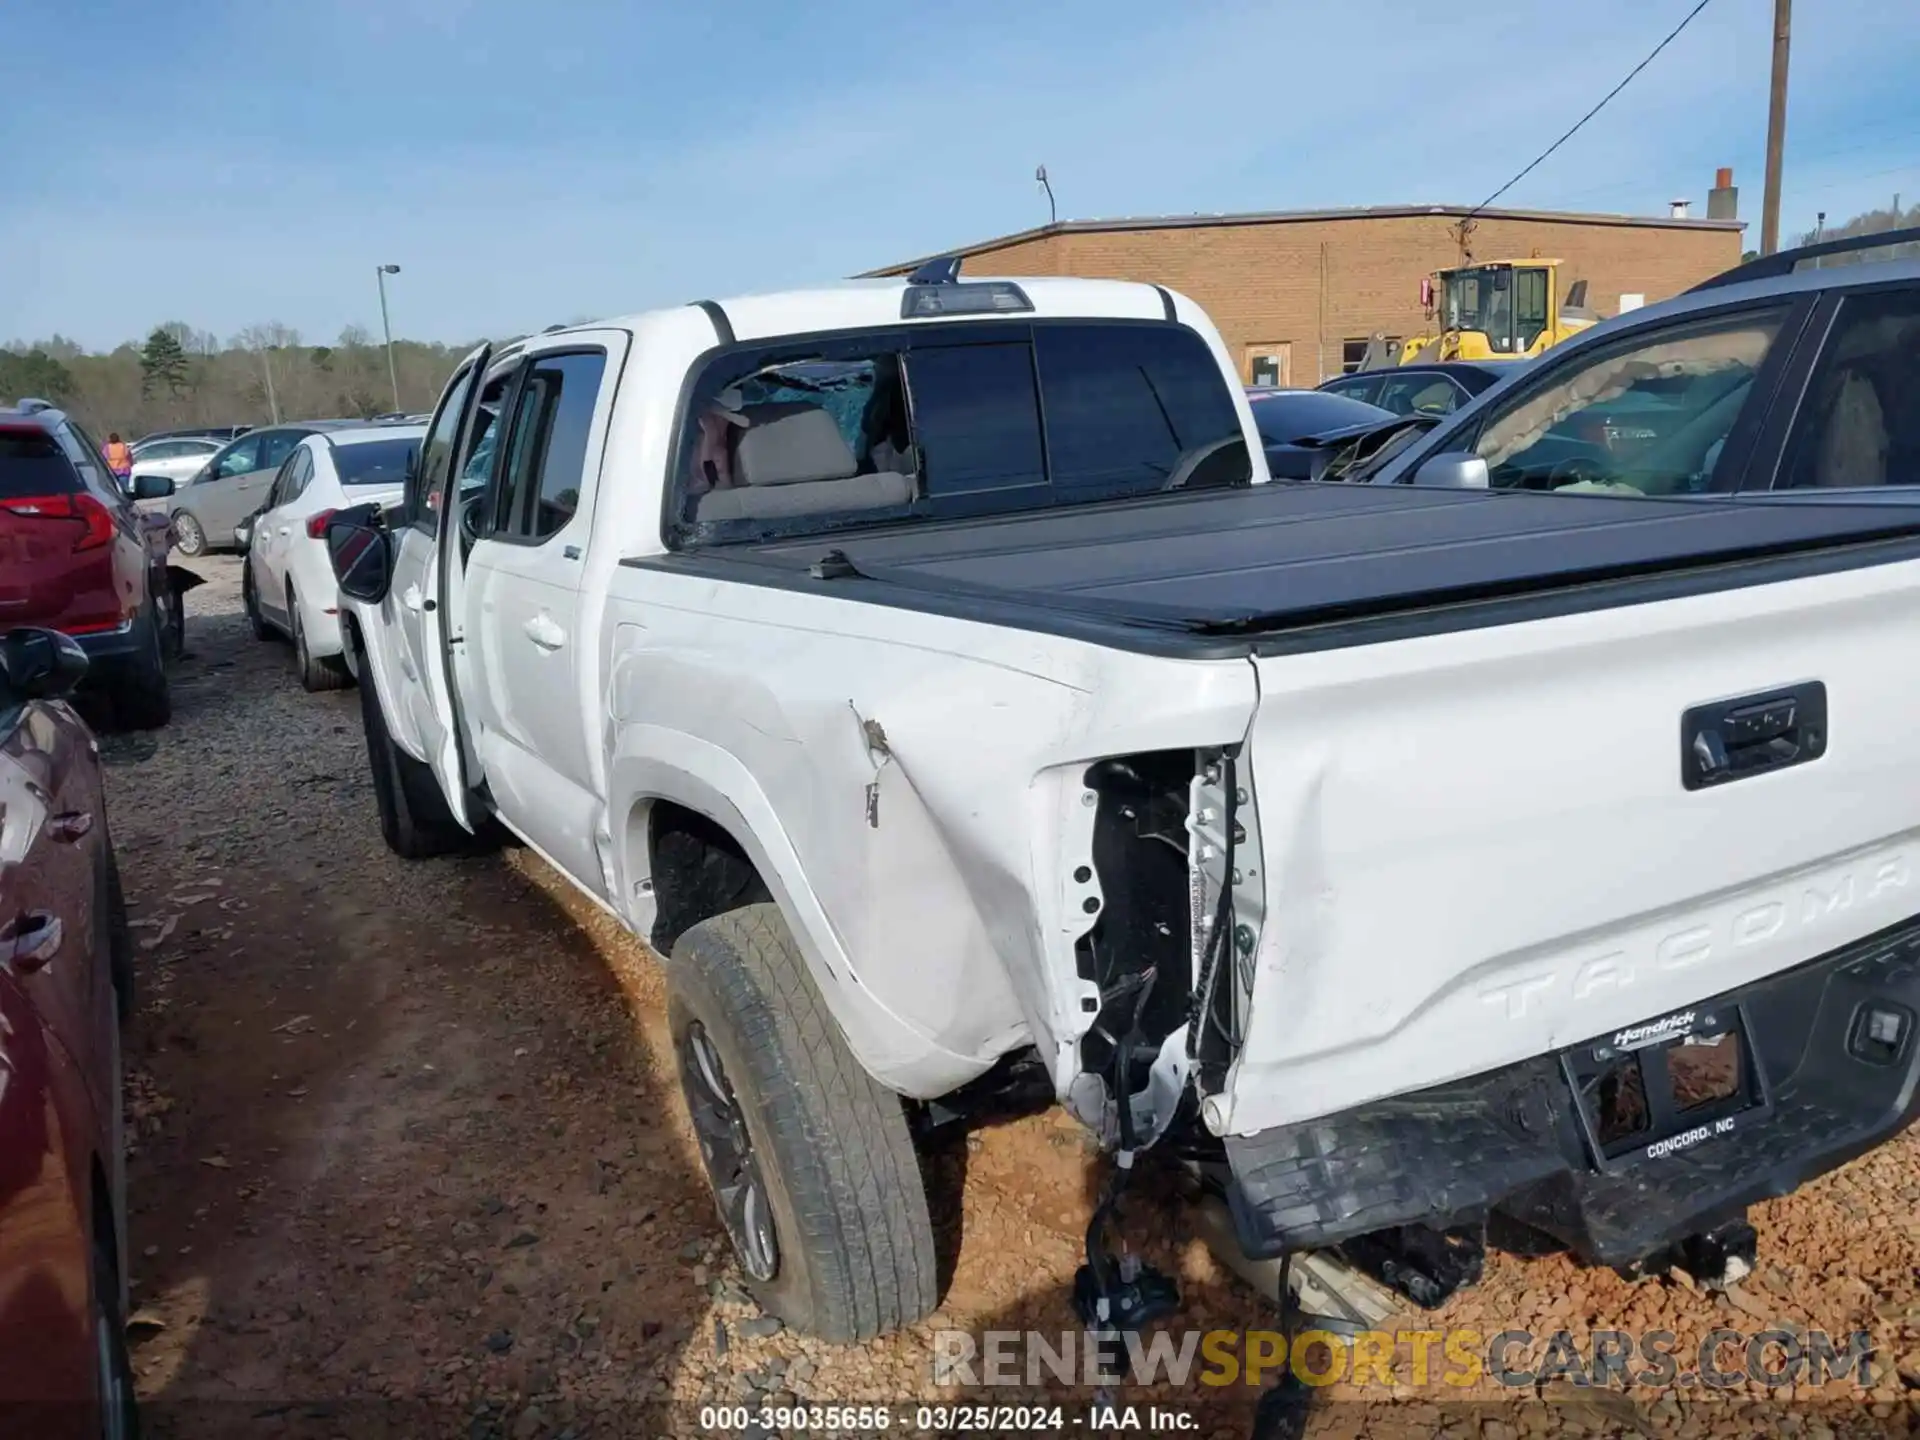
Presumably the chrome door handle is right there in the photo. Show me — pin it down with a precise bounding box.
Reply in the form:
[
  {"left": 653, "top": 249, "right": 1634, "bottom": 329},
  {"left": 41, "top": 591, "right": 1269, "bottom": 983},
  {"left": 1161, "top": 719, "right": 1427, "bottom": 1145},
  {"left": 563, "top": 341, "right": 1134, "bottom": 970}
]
[
  {"left": 47, "top": 811, "right": 93, "bottom": 844},
  {"left": 522, "top": 615, "right": 566, "bottom": 651},
  {"left": 2, "top": 911, "right": 62, "bottom": 974}
]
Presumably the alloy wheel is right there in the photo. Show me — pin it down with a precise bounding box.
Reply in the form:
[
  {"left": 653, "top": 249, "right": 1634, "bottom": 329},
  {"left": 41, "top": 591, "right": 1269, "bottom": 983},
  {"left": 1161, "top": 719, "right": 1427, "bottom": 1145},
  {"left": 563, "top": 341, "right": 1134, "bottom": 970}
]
[{"left": 677, "top": 1021, "right": 779, "bottom": 1282}]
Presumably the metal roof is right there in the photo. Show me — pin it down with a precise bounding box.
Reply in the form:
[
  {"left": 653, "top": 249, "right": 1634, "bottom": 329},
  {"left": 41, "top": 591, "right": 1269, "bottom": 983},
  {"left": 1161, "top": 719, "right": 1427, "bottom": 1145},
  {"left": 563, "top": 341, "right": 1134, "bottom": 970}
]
[{"left": 859, "top": 204, "right": 1747, "bottom": 278}]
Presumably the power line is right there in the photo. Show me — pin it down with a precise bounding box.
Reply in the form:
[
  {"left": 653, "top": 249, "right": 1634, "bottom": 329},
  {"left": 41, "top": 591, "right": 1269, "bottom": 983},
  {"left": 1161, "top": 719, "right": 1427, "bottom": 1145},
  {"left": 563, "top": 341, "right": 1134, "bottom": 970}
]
[{"left": 1466, "top": 0, "right": 1716, "bottom": 221}]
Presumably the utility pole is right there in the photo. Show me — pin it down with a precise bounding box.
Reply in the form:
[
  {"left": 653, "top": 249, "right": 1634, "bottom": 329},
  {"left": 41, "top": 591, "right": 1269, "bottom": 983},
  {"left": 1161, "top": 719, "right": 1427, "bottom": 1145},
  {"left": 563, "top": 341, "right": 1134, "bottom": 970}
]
[
  {"left": 376, "top": 264, "right": 403, "bottom": 412},
  {"left": 1760, "top": 0, "right": 1791, "bottom": 255}
]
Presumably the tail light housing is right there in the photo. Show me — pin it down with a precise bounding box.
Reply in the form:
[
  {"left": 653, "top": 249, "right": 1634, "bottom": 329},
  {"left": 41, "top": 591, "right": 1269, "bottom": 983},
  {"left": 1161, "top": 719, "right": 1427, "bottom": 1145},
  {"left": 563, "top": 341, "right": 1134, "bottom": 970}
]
[
  {"left": 2, "top": 492, "right": 115, "bottom": 550},
  {"left": 305, "top": 508, "right": 339, "bottom": 540}
]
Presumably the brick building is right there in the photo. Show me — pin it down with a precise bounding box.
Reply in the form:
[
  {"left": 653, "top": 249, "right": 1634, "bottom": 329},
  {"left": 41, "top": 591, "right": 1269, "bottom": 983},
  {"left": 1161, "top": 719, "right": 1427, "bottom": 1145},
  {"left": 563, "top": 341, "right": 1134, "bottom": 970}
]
[{"left": 864, "top": 205, "right": 1745, "bottom": 387}]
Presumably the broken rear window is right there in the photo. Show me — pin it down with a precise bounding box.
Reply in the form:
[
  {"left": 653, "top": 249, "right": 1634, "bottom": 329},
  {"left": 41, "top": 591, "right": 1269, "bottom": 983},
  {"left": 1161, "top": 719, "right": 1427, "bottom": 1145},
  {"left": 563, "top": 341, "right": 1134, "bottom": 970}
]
[{"left": 672, "top": 319, "right": 1250, "bottom": 544}]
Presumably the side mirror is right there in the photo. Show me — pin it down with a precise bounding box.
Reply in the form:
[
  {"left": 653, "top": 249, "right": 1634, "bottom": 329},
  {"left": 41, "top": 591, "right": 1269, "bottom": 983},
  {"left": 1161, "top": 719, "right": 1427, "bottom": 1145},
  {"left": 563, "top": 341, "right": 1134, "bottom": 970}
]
[
  {"left": 131, "top": 473, "right": 175, "bottom": 501},
  {"left": 1411, "top": 452, "right": 1491, "bottom": 489},
  {"left": 0, "top": 627, "right": 89, "bottom": 702},
  {"left": 327, "top": 503, "right": 395, "bottom": 603},
  {"left": 233, "top": 516, "right": 254, "bottom": 550}
]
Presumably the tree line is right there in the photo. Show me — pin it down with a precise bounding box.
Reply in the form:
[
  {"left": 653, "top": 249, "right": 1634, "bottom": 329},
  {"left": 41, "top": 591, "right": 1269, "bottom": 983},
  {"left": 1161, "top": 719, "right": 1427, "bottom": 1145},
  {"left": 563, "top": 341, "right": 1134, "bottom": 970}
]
[
  {"left": 0, "top": 322, "right": 477, "bottom": 440},
  {"left": 10, "top": 202, "right": 1913, "bottom": 439},
  {"left": 1793, "top": 197, "right": 1920, "bottom": 258}
]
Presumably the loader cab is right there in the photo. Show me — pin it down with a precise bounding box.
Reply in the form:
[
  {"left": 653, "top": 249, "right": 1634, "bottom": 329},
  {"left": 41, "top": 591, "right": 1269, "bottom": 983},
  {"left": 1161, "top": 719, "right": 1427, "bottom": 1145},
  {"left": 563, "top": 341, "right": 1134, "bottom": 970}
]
[
  {"left": 1405, "top": 260, "right": 1595, "bottom": 364},
  {"left": 1442, "top": 262, "right": 1549, "bottom": 355}
]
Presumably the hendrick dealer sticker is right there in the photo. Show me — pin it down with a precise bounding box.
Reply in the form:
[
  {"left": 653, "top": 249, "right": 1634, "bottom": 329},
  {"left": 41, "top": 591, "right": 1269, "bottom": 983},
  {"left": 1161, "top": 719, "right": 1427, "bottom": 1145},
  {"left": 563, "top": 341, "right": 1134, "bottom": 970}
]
[{"left": 1612, "top": 1008, "right": 1697, "bottom": 1051}]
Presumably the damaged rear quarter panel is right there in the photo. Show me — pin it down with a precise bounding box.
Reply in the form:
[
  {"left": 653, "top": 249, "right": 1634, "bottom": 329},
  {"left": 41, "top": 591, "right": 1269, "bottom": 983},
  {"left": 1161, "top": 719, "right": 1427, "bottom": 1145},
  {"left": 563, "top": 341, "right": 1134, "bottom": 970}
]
[{"left": 600, "top": 566, "right": 1257, "bottom": 1099}]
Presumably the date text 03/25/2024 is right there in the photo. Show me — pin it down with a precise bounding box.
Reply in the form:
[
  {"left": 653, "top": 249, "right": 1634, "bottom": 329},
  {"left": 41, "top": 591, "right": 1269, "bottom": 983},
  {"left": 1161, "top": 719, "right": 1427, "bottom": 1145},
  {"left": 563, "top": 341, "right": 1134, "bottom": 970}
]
[{"left": 698, "top": 1404, "right": 1196, "bottom": 1431}]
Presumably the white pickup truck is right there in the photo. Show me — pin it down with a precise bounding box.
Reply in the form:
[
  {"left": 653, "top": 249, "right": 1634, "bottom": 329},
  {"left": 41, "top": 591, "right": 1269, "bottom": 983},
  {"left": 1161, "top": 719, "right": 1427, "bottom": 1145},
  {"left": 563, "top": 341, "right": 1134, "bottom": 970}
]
[{"left": 326, "top": 268, "right": 1920, "bottom": 1340}]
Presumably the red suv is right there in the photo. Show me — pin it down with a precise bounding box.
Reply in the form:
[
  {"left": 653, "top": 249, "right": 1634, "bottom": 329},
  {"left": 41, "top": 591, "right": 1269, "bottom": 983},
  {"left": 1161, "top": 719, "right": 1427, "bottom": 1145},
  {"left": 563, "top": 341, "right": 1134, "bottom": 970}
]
[{"left": 0, "top": 403, "right": 177, "bottom": 728}]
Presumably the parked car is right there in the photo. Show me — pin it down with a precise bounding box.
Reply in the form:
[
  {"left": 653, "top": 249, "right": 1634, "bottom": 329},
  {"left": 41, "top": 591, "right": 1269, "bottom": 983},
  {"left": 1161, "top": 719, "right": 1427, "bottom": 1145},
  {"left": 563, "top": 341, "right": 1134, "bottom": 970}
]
[
  {"left": 1244, "top": 386, "right": 1398, "bottom": 479},
  {"left": 1318, "top": 358, "right": 1526, "bottom": 417},
  {"left": 131, "top": 425, "right": 250, "bottom": 447},
  {"left": 167, "top": 421, "right": 360, "bottom": 555},
  {"left": 1358, "top": 225, "right": 1920, "bottom": 496},
  {"left": 128, "top": 435, "right": 223, "bottom": 500},
  {"left": 243, "top": 424, "right": 424, "bottom": 691},
  {"left": 0, "top": 625, "right": 137, "bottom": 1439},
  {"left": 326, "top": 269, "right": 1920, "bottom": 1335},
  {"left": 0, "top": 405, "right": 177, "bottom": 727}
]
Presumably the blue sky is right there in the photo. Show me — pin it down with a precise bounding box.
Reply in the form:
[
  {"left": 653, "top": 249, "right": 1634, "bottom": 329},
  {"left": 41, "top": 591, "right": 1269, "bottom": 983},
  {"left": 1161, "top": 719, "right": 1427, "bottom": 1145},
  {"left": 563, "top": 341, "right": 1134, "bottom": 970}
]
[{"left": 3, "top": 0, "right": 1916, "bottom": 351}]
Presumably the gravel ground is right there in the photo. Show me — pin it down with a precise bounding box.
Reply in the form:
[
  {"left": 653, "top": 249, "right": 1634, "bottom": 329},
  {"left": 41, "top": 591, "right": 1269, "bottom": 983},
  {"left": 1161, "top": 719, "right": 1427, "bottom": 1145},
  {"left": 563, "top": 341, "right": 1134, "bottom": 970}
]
[{"left": 108, "top": 557, "right": 1919, "bottom": 1439}]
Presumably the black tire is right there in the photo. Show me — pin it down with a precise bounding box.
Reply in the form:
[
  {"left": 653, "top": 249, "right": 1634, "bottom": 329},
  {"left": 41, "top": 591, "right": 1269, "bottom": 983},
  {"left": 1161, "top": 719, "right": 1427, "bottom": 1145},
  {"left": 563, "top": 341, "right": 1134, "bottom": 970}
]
[
  {"left": 242, "top": 561, "right": 273, "bottom": 642},
  {"left": 291, "top": 590, "right": 350, "bottom": 693},
  {"left": 170, "top": 511, "right": 206, "bottom": 557},
  {"left": 93, "top": 1031, "right": 138, "bottom": 1440},
  {"left": 162, "top": 583, "right": 185, "bottom": 659},
  {"left": 93, "top": 1228, "right": 138, "bottom": 1440},
  {"left": 666, "top": 904, "right": 936, "bottom": 1342},
  {"left": 357, "top": 667, "right": 468, "bottom": 859},
  {"left": 105, "top": 844, "right": 134, "bottom": 1025},
  {"left": 112, "top": 605, "right": 172, "bottom": 731}
]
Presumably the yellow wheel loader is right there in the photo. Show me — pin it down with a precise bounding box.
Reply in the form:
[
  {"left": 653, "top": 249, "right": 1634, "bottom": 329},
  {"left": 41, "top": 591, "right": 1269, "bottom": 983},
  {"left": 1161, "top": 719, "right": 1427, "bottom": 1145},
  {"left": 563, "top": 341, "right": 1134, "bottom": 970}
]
[{"left": 1397, "top": 259, "right": 1601, "bottom": 365}]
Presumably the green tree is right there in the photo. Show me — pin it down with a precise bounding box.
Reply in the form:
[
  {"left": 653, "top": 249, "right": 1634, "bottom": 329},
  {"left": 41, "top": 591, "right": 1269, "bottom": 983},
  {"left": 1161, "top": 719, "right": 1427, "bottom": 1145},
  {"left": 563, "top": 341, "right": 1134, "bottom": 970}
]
[
  {"left": 0, "top": 347, "right": 76, "bottom": 403},
  {"left": 139, "top": 326, "right": 190, "bottom": 400}
]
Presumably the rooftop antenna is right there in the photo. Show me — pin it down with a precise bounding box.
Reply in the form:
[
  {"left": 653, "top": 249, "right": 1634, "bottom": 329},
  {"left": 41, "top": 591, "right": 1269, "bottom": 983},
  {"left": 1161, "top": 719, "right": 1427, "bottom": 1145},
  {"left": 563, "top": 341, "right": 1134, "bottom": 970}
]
[{"left": 1036, "top": 164, "right": 1057, "bottom": 226}]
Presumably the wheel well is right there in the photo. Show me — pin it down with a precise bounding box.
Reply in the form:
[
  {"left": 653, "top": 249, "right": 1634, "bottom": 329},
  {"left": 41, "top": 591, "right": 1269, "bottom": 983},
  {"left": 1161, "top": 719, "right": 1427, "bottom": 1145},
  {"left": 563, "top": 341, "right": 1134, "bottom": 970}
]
[{"left": 643, "top": 800, "right": 771, "bottom": 955}]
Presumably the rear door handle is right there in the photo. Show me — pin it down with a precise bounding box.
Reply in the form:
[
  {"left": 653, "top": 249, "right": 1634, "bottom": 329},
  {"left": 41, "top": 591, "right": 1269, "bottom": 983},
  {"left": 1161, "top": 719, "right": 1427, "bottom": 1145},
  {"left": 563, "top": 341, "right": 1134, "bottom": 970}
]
[
  {"left": 2, "top": 911, "right": 62, "bottom": 974},
  {"left": 1682, "top": 682, "right": 1827, "bottom": 790},
  {"left": 523, "top": 615, "right": 567, "bottom": 651},
  {"left": 47, "top": 811, "right": 93, "bottom": 844}
]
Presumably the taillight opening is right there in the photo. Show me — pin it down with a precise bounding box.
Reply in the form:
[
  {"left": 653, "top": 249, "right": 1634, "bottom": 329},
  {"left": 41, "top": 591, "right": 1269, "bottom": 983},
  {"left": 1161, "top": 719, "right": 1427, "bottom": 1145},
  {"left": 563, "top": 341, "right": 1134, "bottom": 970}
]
[
  {"left": 305, "top": 508, "right": 339, "bottom": 540},
  {"left": 2, "top": 493, "right": 114, "bottom": 550}
]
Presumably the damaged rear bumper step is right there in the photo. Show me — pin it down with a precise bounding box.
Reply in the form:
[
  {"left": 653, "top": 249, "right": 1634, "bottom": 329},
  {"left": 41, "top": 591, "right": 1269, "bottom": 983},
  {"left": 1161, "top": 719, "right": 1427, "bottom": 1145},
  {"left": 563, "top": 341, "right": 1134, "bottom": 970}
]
[{"left": 1223, "top": 910, "right": 1920, "bottom": 1272}]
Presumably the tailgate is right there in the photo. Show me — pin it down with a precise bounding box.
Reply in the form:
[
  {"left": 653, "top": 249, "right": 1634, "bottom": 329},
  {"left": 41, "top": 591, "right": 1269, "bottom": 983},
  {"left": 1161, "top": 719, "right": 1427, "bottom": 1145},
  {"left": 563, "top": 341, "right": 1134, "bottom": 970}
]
[{"left": 1219, "top": 555, "right": 1920, "bottom": 1138}]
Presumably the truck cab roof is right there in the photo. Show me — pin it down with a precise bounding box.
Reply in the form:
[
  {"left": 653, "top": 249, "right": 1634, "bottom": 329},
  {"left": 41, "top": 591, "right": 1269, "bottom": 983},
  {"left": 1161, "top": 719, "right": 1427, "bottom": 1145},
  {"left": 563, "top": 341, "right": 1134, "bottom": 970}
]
[{"left": 543, "top": 274, "right": 1189, "bottom": 349}]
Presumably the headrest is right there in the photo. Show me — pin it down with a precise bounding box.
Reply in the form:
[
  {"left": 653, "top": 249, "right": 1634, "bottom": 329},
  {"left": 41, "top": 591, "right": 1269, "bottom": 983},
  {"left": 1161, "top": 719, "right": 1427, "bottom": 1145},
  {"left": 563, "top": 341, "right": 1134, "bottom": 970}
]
[{"left": 733, "top": 403, "right": 858, "bottom": 486}]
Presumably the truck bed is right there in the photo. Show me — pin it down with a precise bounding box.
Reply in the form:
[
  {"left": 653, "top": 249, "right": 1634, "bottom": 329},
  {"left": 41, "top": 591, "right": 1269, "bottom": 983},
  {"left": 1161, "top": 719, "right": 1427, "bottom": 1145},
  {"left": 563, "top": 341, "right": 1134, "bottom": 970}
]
[{"left": 637, "top": 484, "right": 1920, "bottom": 656}]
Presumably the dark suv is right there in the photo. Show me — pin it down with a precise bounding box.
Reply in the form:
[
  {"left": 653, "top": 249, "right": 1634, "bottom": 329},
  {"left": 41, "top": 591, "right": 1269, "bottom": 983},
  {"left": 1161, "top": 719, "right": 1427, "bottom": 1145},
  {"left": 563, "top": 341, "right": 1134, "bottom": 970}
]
[{"left": 0, "top": 403, "right": 177, "bottom": 728}]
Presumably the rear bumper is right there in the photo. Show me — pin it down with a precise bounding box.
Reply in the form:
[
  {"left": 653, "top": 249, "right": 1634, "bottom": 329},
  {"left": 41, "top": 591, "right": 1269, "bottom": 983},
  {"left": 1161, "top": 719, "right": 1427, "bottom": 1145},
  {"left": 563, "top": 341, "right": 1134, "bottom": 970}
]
[
  {"left": 70, "top": 618, "right": 145, "bottom": 669},
  {"left": 1223, "top": 911, "right": 1920, "bottom": 1268}
]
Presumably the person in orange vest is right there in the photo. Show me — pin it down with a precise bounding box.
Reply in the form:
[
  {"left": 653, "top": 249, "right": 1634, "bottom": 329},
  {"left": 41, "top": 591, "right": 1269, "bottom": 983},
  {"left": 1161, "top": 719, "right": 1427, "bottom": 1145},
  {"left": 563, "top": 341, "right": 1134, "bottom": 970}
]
[{"left": 103, "top": 433, "right": 133, "bottom": 482}]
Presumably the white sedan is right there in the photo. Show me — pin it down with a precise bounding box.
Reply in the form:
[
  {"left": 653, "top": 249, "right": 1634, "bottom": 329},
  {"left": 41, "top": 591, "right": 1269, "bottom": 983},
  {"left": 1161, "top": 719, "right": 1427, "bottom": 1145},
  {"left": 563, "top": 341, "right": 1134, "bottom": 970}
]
[
  {"left": 242, "top": 424, "right": 423, "bottom": 691},
  {"left": 129, "top": 435, "right": 224, "bottom": 509}
]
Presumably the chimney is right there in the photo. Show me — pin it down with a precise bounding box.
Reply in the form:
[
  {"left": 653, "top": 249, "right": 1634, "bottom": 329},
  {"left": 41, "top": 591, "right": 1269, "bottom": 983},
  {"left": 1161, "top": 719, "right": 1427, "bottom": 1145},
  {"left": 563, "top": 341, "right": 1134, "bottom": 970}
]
[
  {"left": 1708, "top": 167, "right": 1739, "bottom": 220},
  {"left": 1670, "top": 199, "right": 1692, "bottom": 219}
]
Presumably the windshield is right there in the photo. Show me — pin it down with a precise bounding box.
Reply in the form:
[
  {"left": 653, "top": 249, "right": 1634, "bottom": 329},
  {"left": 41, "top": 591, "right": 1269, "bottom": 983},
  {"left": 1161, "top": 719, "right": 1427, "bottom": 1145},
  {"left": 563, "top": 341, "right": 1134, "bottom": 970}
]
[
  {"left": 334, "top": 437, "right": 419, "bottom": 486},
  {"left": 1249, "top": 390, "right": 1393, "bottom": 445},
  {"left": 1444, "top": 267, "right": 1516, "bottom": 353}
]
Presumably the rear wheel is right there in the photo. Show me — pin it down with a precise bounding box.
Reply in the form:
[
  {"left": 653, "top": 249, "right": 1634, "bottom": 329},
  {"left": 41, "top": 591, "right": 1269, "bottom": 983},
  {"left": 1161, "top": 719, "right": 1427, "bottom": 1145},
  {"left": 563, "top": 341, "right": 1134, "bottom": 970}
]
[
  {"left": 242, "top": 561, "right": 272, "bottom": 641},
  {"left": 291, "top": 589, "right": 350, "bottom": 693},
  {"left": 666, "top": 904, "right": 937, "bottom": 1341},
  {"left": 357, "top": 667, "right": 469, "bottom": 858},
  {"left": 170, "top": 511, "right": 205, "bottom": 557},
  {"left": 112, "top": 604, "right": 172, "bottom": 731}
]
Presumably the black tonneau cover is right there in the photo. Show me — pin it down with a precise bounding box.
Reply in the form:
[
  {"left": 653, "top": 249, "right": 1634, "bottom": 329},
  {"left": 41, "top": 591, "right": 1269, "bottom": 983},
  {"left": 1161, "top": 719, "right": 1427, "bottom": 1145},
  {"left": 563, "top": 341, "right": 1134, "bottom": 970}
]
[{"left": 635, "top": 484, "right": 1920, "bottom": 657}]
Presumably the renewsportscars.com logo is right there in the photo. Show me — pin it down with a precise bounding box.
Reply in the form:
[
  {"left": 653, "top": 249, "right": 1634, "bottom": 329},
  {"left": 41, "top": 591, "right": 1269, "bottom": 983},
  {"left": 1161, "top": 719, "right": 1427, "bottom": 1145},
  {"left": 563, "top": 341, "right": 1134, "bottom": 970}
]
[{"left": 1612, "top": 1009, "right": 1697, "bottom": 1051}]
